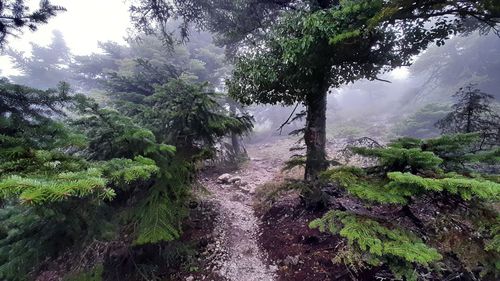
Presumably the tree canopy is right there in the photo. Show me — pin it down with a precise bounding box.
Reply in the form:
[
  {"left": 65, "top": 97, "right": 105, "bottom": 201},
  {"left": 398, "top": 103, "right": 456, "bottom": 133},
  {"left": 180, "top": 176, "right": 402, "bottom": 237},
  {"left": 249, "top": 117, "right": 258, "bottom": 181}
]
[{"left": 130, "top": 0, "right": 500, "bottom": 180}]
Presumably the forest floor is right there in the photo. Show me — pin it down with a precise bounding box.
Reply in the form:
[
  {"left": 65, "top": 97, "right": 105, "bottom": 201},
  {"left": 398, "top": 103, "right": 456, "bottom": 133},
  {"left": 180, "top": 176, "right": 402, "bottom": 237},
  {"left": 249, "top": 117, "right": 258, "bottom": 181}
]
[
  {"left": 195, "top": 139, "right": 295, "bottom": 281},
  {"left": 175, "top": 137, "right": 294, "bottom": 281},
  {"left": 177, "top": 136, "right": 370, "bottom": 281}
]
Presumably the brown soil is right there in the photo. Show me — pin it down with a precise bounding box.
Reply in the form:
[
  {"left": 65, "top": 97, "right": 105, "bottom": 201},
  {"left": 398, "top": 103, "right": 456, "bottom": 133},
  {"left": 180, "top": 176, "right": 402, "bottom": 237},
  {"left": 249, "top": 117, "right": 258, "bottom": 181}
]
[
  {"left": 170, "top": 200, "right": 229, "bottom": 281},
  {"left": 257, "top": 191, "right": 381, "bottom": 281}
]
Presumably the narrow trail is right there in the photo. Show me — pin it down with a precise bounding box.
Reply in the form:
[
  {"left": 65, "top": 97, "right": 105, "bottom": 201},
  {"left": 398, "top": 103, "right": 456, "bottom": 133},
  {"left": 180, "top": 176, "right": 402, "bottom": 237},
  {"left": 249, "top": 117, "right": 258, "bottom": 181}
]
[{"left": 200, "top": 140, "right": 294, "bottom": 281}]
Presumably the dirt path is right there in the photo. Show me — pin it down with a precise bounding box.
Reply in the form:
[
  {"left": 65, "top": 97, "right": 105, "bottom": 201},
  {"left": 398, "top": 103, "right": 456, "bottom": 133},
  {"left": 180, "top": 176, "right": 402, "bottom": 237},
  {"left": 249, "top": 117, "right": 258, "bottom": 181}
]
[{"left": 199, "top": 139, "right": 295, "bottom": 281}]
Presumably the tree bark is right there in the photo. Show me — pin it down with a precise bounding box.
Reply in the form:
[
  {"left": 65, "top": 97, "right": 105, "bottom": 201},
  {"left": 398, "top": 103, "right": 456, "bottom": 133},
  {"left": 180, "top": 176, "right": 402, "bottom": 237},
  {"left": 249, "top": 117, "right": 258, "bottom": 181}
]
[
  {"left": 231, "top": 132, "right": 242, "bottom": 155},
  {"left": 304, "top": 80, "right": 329, "bottom": 181},
  {"left": 229, "top": 102, "right": 247, "bottom": 159}
]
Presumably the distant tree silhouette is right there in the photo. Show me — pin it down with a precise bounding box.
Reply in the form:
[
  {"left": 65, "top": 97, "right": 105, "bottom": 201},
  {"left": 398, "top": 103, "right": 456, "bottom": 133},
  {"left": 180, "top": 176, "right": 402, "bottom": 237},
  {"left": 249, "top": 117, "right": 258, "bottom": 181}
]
[
  {"left": 0, "top": 0, "right": 65, "bottom": 48},
  {"left": 7, "top": 30, "right": 73, "bottom": 89},
  {"left": 436, "top": 84, "right": 500, "bottom": 147}
]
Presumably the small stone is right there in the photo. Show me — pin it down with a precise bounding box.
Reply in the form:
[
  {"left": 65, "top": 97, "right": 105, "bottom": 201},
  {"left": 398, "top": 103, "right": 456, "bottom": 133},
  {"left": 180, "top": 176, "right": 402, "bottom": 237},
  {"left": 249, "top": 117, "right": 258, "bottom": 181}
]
[
  {"left": 238, "top": 186, "right": 251, "bottom": 193},
  {"left": 228, "top": 176, "right": 242, "bottom": 184},
  {"left": 283, "top": 255, "right": 300, "bottom": 266},
  {"left": 217, "top": 173, "right": 232, "bottom": 183},
  {"left": 186, "top": 276, "right": 194, "bottom": 281}
]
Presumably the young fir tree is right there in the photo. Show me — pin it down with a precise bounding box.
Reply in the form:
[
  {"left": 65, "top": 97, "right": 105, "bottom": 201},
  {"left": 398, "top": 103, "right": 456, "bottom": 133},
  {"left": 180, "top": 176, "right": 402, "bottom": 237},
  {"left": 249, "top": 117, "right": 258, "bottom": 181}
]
[
  {"left": 310, "top": 135, "right": 500, "bottom": 280},
  {"left": 0, "top": 80, "right": 108, "bottom": 280},
  {"left": 71, "top": 96, "right": 190, "bottom": 245},
  {"left": 135, "top": 79, "right": 254, "bottom": 157},
  {"left": 71, "top": 34, "right": 250, "bottom": 160},
  {"left": 0, "top": 80, "right": 174, "bottom": 280}
]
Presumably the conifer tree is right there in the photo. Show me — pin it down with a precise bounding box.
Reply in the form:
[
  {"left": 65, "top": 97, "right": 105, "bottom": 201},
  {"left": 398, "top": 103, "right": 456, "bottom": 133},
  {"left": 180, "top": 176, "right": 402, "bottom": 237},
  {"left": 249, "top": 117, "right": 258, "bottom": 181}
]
[
  {"left": 136, "top": 79, "right": 254, "bottom": 156},
  {"left": 7, "top": 30, "right": 75, "bottom": 89},
  {"left": 436, "top": 84, "right": 500, "bottom": 147},
  {"left": 312, "top": 135, "right": 500, "bottom": 279},
  {"left": 0, "top": 79, "right": 178, "bottom": 280},
  {"left": 0, "top": 0, "right": 65, "bottom": 48}
]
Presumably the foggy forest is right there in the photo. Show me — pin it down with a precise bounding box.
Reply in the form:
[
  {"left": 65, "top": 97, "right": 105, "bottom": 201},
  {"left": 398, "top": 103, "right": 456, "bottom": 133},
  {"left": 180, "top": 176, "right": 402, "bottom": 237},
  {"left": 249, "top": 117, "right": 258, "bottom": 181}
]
[{"left": 0, "top": 1, "right": 499, "bottom": 281}]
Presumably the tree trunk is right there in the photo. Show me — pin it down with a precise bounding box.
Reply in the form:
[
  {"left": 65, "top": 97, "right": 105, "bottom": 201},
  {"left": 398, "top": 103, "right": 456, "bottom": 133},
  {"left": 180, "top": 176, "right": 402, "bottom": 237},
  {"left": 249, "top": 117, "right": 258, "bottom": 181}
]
[
  {"left": 231, "top": 132, "right": 242, "bottom": 155},
  {"left": 229, "top": 102, "right": 247, "bottom": 159},
  {"left": 304, "top": 81, "right": 329, "bottom": 181},
  {"left": 465, "top": 102, "right": 473, "bottom": 133}
]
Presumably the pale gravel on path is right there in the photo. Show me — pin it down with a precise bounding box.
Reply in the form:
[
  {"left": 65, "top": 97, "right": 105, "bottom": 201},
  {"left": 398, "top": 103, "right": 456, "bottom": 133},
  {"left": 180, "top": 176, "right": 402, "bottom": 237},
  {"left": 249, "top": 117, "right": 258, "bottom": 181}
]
[{"left": 201, "top": 139, "right": 296, "bottom": 281}]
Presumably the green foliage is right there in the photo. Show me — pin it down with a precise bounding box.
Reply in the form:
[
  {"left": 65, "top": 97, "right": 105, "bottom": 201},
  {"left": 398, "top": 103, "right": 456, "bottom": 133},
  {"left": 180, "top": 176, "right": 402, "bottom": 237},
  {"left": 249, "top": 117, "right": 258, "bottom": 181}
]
[
  {"left": 310, "top": 211, "right": 442, "bottom": 280},
  {"left": 137, "top": 79, "right": 253, "bottom": 152},
  {"left": 98, "top": 157, "right": 159, "bottom": 185},
  {"left": 0, "top": 79, "right": 86, "bottom": 176},
  {"left": 321, "top": 167, "right": 408, "bottom": 204},
  {"left": 282, "top": 156, "right": 306, "bottom": 171},
  {"left": 223, "top": 0, "right": 500, "bottom": 106},
  {"left": 425, "top": 133, "right": 482, "bottom": 156},
  {"left": 0, "top": 13, "right": 255, "bottom": 280},
  {"left": 0, "top": 201, "right": 114, "bottom": 281},
  {"left": 131, "top": 0, "right": 500, "bottom": 180},
  {"left": 351, "top": 147, "right": 443, "bottom": 173},
  {"left": 72, "top": 33, "right": 229, "bottom": 92},
  {"left": 387, "top": 172, "right": 500, "bottom": 201},
  {"left": 376, "top": 133, "right": 498, "bottom": 172},
  {"left": 72, "top": 96, "right": 176, "bottom": 161},
  {"left": 315, "top": 132, "right": 500, "bottom": 278},
  {"left": 71, "top": 96, "right": 191, "bottom": 245},
  {"left": 0, "top": 169, "right": 114, "bottom": 205},
  {"left": 0, "top": 79, "right": 188, "bottom": 279},
  {"left": 468, "top": 148, "right": 500, "bottom": 165},
  {"left": 0, "top": 206, "right": 60, "bottom": 280},
  {"left": 485, "top": 219, "right": 500, "bottom": 254},
  {"left": 388, "top": 137, "right": 424, "bottom": 149},
  {"left": 390, "top": 133, "right": 498, "bottom": 172},
  {"left": 133, "top": 182, "right": 186, "bottom": 245}
]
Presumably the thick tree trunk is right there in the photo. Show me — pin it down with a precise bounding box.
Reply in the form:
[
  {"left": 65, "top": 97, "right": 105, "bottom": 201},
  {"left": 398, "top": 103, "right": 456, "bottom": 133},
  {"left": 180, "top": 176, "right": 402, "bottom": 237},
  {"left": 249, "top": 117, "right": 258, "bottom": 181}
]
[{"left": 304, "top": 81, "right": 329, "bottom": 181}]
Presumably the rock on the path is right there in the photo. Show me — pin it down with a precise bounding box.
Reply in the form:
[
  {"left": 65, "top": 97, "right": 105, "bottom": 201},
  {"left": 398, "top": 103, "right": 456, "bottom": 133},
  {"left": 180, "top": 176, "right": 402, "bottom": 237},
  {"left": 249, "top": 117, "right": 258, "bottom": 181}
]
[
  {"left": 237, "top": 186, "right": 251, "bottom": 194},
  {"left": 185, "top": 276, "right": 194, "bottom": 281},
  {"left": 283, "top": 255, "right": 300, "bottom": 266},
  {"left": 228, "top": 176, "right": 241, "bottom": 184},
  {"left": 217, "top": 173, "right": 232, "bottom": 184}
]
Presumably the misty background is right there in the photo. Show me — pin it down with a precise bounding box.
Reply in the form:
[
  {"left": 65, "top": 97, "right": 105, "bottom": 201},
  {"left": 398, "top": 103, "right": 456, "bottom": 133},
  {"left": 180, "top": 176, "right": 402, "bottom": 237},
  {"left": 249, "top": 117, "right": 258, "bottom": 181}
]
[{"left": 1, "top": 1, "right": 499, "bottom": 143}]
